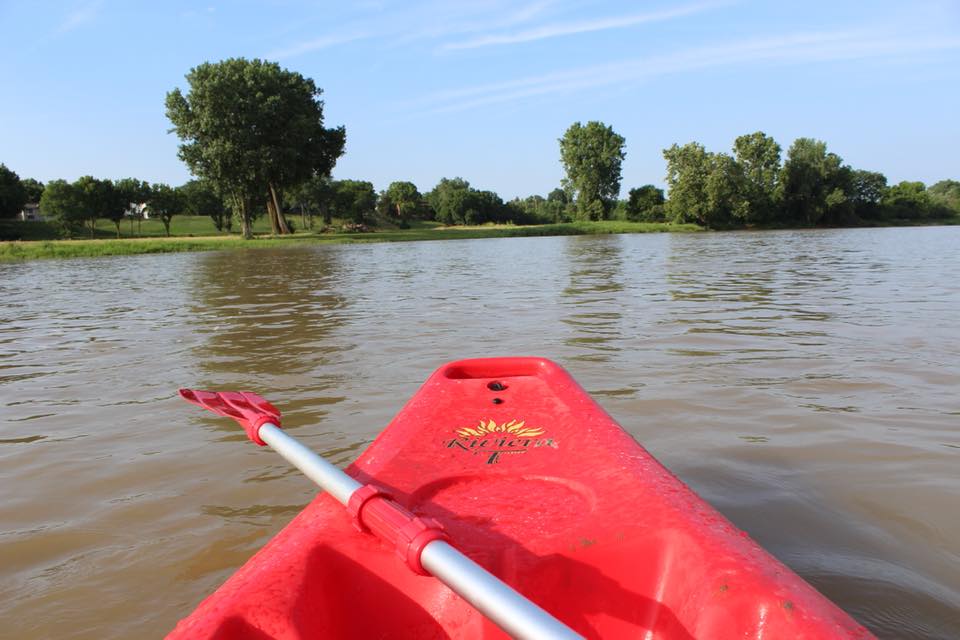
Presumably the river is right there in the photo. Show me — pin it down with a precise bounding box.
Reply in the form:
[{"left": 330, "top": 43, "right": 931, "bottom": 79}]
[{"left": 1, "top": 227, "right": 958, "bottom": 638}]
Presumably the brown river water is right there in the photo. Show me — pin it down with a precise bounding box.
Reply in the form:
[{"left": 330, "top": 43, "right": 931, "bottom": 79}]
[{"left": 1, "top": 227, "right": 958, "bottom": 639}]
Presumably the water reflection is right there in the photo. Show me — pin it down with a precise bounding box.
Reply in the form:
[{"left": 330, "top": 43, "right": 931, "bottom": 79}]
[
  {"left": 1, "top": 228, "right": 958, "bottom": 639},
  {"left": 665, "top": 232, "right": 832, "bottom": 340},
  {"left": 189, "top": 247, "right": 350, "bottom": 375},
  {"left": 561, "top": 236, "right": 625, "bottom": 363},
  {"left": 188, "top": 247, "right": 353, "bottom": 433},
  {"left": 182, "top": 247, "right": 361, "bottom": 602}
]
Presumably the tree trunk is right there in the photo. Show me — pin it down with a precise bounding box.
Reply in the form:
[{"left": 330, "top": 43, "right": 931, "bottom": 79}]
[
  {"left": 321, "top": 203, "right": 331, "bottom": 226},
  {"left": 239, "top": 198, "right": 253, "bottom": 240},
  {"left": 163, "top": 217, "right": 171, "bottom": 237},
  {"left": 270, "top": 183, "right": 291, "bottom": 234},
  {"left": 114, "top": 221, "right": 121, "bottom": 239},
  {"left": 267, "top": 197, "right": 280, "bottom": 234}
]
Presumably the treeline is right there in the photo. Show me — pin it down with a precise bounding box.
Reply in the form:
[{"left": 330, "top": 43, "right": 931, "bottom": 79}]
[
  {"left": 2, "top": 55, "right": 958, "bottom": 240},
  {"left": 289, "top": 176, "right": 562, "bottom": 228},
  {"left": 157, "top": 59, "right": 959, "bottom": 233},
  {"left": 287, "top": 128, "right": 960, "bottom": 229},
  {"left": 0, "top": 168, "right": 230, "bottom": 238},
  {"left": 658, "top": 132, "right": 960, "bottom": 228},
  {"left": 3, "top": 141, "right": 958, "bottom": 241}
]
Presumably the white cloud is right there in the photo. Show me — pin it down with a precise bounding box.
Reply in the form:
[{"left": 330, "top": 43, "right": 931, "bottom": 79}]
[
  {"left": 392, "top": 0, "right": 554, "bottom": 44},
  {"left": 266, "top": 31, "right": 371, "bottom": 60},
  {"left": 417, "top": 29, "right": 960, "bottom": 113},
  {"left": 264, "top": 1, "right": 554, "bottom": 59},
  {"left": 440, "top": 1, "right": 728, "bottom": 51},
  {"left": 55, "top": 0, "right": 104, "bottom": 35}
]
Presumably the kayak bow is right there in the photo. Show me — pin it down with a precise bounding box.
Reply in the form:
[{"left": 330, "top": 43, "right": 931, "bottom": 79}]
[
  {"left": 170, "top": 357, "right": 874, "bottom": 639},
  {"left": 178, "top": 388, "right": 580, "bottom": 640}
]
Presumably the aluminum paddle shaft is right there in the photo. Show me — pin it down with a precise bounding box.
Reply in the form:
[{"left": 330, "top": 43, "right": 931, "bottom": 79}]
[
  {"left": 258, "top": 424, "right": 582, "bottom": 640},
  {"left": 258, "top": 424, "right": 361, "bottom": 503},
  {"left": 179, "top": 389, "right": 582, "bottom": 640}
]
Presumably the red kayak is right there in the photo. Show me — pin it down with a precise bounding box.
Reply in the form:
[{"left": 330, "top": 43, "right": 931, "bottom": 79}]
[{"left": 170, "top": 357, "right": 873, "bottom": 639}]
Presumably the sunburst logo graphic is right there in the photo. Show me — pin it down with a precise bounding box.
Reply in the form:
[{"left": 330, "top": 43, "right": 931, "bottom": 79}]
[
  {"left": 455, "top": 419, "right": 545, "bottom": 439},
  {"left": 446, "top": 418, "right": 556, "bottom": 464}
]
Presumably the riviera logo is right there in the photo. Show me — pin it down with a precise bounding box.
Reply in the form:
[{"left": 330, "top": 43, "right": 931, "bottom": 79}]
[{"left": 445, "top": 419, "right": 558, "bottom": 464}]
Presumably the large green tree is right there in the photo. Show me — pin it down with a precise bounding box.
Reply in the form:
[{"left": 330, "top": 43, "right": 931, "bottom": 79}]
[
  {"left": 626, "top": 185, "right": 665, "bottom": 222},
  {"left": 705, "top": 153, "right": 747, "bottom": 227},
  {"left": 664, "top": 144, "right": 753, "bottom": 228},
  {"left": 732, "top": 131, "right": 781, "bottom": 224},
  {"left": 40, "top": 179, "right": 84, "bottom": 234},
  {"left": 179, "top": 179, "right": 229, "bottom": 231},
  {"left": 559, "top": 121, "right": 626, "bottom": 220},
  {"left": 546, "top": 188, "right": 571, "bottom": 222},
  {"left": 166, "top": 58, "right": 346, "bottom": 239},
  {"left": 424, "top": 178, "right": 507, "bottom": 225},
  {"left": 331, "top": 180, "right": 376, "bottom": 224},
  {"left": 426, "top": 177, "right": 471, "bottom": 224},
  {"left": 849, "top": 170, "right": 888, "bottom": 220},
  {"left": 547, "top": 188, "right": 568, "bottom": 205},
  {"left": 21, "top": 178, "right": 45, "bottom": 205},
  {"left": 663, "top": 142, "right": 712, "bottom": 225},
  {"left": 779, "top": 138, "right": 851, "bottom": 226},
  {"left": 468, "top": 190, "right": 506, "bottom": 225},
  {"left": 928, "top": 179, "right": 960, "bottom": 215},
  {"left": 380, "top": 181, "right": 422, "bottom": 225},
  {"left": 99, "top": 181, "right": 131, "bottom": 238},
  {"left": 147, "top": 183, "right": 184, "bottom": 236},
  {"left": 883, "top": 181, "right": 931, "bottom": 220},
  {"left": 73, "top": 175, "right": 109, "bottom": 237},
  {"left": 114, "top": 178, "right": 151, "bottom": 236},
  {"left": 0, "top": 164, "right": 27, "bottom": 219},
  {"left": 289, "top": 174, "right": 337, "bottom": 226},
  {"left": 507, "top": 194, "right": 563, "bottom": 224}
]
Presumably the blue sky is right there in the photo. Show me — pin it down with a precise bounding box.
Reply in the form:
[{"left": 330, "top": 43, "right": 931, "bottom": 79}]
[{"left": 1, "top": 0, "right": 958, "bottom": 199}]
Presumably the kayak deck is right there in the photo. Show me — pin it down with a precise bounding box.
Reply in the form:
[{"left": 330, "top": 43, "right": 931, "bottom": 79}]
[{"left": 169, "top": 357, "right": 872, "bottom": 639}]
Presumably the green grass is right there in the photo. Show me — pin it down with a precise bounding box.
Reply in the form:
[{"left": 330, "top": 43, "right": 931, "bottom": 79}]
[
  {"left": 0, "top": 215, "right": 278, "bottom": 242},
  {"left": 0, "top": 217, "right": 702, "bottom": 262},
  {"left": 0, "top": 219, "right": 62, "bottom": 241}
]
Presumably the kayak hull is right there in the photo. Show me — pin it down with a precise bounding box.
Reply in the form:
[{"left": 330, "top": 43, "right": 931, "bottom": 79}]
[{"left": 169, "top": 357, "right": 872, "bottom": 639}]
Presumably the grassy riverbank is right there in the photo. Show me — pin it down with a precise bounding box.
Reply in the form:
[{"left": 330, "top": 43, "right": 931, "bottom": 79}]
[{"left": 0, "top": 219, "right": 701, "bottom": 262}]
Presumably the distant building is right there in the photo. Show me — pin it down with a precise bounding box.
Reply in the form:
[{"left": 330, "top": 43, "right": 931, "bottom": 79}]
[
  {"left": 125, "top": 202, "right": 149, "bottom": 219},
  {"left": 18, "top": 203, "right": 42, "bottom": 221}
]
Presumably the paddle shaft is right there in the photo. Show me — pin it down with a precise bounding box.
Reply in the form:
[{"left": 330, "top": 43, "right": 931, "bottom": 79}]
[{"left": 258, "top": 423, "right": 583, "bottom": 640}]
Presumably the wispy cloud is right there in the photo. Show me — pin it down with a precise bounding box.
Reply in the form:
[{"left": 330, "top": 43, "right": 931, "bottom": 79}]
[
  {"left": 54, "top": 0, "right": 104, "bottom": 35},
  {"left": 266, "top": 31, "right": 370, "bottom": 60},
  {"left": 391, "top": 0, "right": 554, "bottom": 45},
  {"left": 266, "top": 1, "right": 554, "bottom": 60},
  {"left": 417, "top": 29, "right": 960, "bottom": 113},
  {"left": 504, "top": 1, "right": 554, "bottom": 27},
  {"left": 440, "top": 1, "right": 727, "bottom": 51}
]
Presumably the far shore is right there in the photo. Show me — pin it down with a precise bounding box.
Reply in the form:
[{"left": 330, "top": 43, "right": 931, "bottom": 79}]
[
  {"left": 4, "top": 214, "right": 958, "bottom": 263},
  {"left": 0, "top": 220, "right": 701, "bottom": 262}
]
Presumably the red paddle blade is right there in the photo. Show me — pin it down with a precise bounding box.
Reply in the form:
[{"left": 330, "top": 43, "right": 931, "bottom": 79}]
[{"left": 179, "top": 389, "right": 281, "bottom": 446}]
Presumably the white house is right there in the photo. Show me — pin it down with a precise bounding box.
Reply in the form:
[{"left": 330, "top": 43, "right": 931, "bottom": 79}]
[
  {"left": 125, "top": 202, "right": 150, "bottom": 219},
  {"left": 18, "top": 203, "right": 42, "bottom": 221}
]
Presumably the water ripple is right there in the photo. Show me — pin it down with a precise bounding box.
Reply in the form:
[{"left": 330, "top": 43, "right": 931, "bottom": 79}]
[{"left": 1, "top": 229, "right": 958, "bottom": 638}]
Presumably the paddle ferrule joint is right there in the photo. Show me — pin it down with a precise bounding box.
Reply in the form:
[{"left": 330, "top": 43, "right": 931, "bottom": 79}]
[
  {"left": 347, "top": 484, "right": 449, "bottom": 576},
  {"left": 244, "top": 415, "right": 277, "bottom": 446}
]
